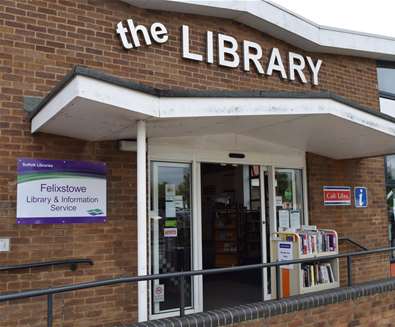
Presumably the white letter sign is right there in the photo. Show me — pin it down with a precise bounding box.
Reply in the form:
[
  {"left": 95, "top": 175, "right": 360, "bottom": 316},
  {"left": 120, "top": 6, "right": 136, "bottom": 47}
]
[
  {"left": 218, "top": 33, "right": 240, "bottom": 68},
  {"left": 116, "top": 19, "right": 323, "bottom": 85}
]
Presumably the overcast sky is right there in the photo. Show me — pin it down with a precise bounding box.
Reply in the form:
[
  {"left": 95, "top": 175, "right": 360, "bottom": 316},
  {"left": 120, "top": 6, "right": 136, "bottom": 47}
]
[{"left": 270, "top": 0, "right": 395, "bottom": 38}]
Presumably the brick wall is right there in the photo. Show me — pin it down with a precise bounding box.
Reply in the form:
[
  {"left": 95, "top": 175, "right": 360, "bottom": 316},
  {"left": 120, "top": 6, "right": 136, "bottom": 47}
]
[
  {"left": 130, "top": 279, "right": 395, "bottom": 327},
  {"left": 0, "top": 0, "right": 388, "bottom": 326},
  {"left": 0, "top": 0, "right": 380, "bottom": 104},
  {"left": 0, "top": 139, "right": 138, "bottom": 327},
  {"left": 239, "top": 289, "right": 395, "bottom": 327},
  {"left": 307, "top": 153, "right": 390, "bottom": 284}
]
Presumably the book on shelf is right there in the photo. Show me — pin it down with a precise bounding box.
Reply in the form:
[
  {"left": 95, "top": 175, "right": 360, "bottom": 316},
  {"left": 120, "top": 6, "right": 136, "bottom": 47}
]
[
  {"left": 302, "top": 262, "right": 335, "bottom": 288},
  {"left": 299, "top": 230, "right": 337, "bottom": 255},
  {"left": 217, "top": 230, "right": 234, "bottom": 241},
  {"left": 223, "top": 242, "right": 237, "bottom": 253}
]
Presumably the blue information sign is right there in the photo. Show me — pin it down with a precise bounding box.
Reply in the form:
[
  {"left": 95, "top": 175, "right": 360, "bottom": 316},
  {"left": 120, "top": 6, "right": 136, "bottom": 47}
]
[{"left": 354, "top": 187, "right": 368, "bottom": 208}]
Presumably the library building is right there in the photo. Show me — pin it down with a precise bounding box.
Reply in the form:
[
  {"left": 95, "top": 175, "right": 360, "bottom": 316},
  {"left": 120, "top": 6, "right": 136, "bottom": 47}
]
[{"left": 3, "top": 1, "right": 395, "bottom": 327}]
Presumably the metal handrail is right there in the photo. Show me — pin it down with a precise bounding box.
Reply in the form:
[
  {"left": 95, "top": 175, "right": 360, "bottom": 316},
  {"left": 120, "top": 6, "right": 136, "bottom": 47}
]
[
  {"left": 0, "top": 247, "right": 394, "bottom": 327},
  {"left": 0, "top": 258, "right": 94, "bottom": 273},
  {"left": 339, "top": 237, "right": 368, "bottom": 251}
]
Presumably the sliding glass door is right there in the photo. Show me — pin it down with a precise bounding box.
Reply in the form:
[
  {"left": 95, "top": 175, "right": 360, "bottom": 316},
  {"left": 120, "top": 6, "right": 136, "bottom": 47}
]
[
  {"left": 149, "top": 161, "right": 306, "bottom": 318},
  {"left": 150, "top": 162, "right": 194, "bottom": 316}
]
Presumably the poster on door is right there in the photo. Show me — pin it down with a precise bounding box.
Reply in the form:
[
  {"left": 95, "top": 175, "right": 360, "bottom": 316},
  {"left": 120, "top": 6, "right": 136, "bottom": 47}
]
[
  {"left": 165, "top": 183, "right": 176, "bottom": 218},
  {"left": 153, "top": 284, "right": 165, "bottom": 302},
  {"left": 278, "top": 241, "right": 294, "bottom": 269},
  {"left": 16, "top": 158, "right": 107, "bottom": 224}
]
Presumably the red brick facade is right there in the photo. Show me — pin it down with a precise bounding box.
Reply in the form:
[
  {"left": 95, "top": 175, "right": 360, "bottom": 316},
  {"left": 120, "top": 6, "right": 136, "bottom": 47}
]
[
  {"left": 238, "top": 288, "right": 395, "bottom": 327},
  {"left": 307, "top": 154, "right": 389, "bottom": 285},
  {"left": 0, "top": 140, "right": 138, "bottom": 327},
  {"left": 0, "top": 0, "right": 390, "bottom": 326}
]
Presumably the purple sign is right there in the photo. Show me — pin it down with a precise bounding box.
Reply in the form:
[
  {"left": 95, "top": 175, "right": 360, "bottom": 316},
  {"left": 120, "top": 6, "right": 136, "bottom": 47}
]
[{"left": 17, "top": 158, "right": 107, "bottom": 224}]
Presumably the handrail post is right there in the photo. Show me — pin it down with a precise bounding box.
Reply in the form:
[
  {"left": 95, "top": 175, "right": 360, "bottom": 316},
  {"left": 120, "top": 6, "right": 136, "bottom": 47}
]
[
  {"left": 261, "top": 266, "right": 265, "bottom": 302},
  {"left": 47, "top": 294, "right": 53, "bottom": 327},
  {"left": 347, "top": 256, "right": 353, "bottom": 286},
  {"left": 275, "top": 265, "right": 281, "bottom": 299},
  {"left": 179, "top": 275, "right": 185, "bottom": 317}
]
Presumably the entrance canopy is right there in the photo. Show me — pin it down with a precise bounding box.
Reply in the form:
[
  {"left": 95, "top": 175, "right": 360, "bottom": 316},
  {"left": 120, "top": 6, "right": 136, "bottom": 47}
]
[{"left": 30, "top": 66, "right": 395, "bottom": 160}]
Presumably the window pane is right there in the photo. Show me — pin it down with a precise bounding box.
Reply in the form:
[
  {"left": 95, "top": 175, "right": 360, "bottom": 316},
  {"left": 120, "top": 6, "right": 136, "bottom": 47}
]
[
  {"left": 275, "top": 169, "right": 304, "bottom": 230},
  {"left": 386, "top": 187, "right": 395, "bottom": 258},
  {"left": 378, "top": 67, "right": 395, "bottom": 95},
  {"left": 386, "top": 155, "right": 395, "bottom": 183},
  {"left": 380, "top": 97, "right": 395, "bottom": 117}
]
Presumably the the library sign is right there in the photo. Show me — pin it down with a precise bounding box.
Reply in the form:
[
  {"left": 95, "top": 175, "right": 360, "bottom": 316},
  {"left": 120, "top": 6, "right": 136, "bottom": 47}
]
[
  {"left": 16, "top": 159, "right": 107, "bottom": 224},
  {"left": 115, "top": 19, "right": 323, "bottom": 86},
  {"left": 323, "top": 186, "right": 351, "bottom": 206}
]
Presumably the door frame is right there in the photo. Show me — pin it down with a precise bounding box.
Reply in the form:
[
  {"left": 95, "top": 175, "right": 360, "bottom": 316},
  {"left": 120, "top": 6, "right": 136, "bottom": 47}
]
[
  {"left": 262, "top": 166, "right": 274, "bottom": 300},
  {"left": 149, "top": 161, "right": 200, "bottom": 319},
  {"left": 148, "top": 144, "right": 308, "bottom": 319}
]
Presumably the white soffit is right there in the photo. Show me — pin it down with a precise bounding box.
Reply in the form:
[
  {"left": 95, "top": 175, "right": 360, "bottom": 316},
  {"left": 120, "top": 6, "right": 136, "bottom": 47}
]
[
  {"left": 31, "top": 76, "right": 159, "bottom": 141},
  {"left": 31, "top": 74, "right": 395, "bottom": 159},
  {"left": 122, "top": 0, "right": 395, "bottom": 60}
]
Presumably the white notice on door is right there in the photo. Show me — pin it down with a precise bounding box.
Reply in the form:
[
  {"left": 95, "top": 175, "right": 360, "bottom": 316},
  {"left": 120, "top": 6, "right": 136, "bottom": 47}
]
[
  {"left": 290, "top": 210, "right": 301, "bottom": 229},
  {"left": 165, "top": 201, "right": 176, "bottom": 218},
  {"left": 278, "top": 210, "right": 290, "bottom": 229},
  {"left": 165, "top": 184, "right": 176, "bottom": 201},
  {"left": 154, "top": 284, "right": 165, "bottom": 302},
  {"left": 276, "top": 196, "right": 283, "bottom": 206}
]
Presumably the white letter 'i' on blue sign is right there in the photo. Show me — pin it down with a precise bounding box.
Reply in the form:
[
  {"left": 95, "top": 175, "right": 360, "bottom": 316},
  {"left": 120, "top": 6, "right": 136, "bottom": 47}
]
[
  {"left": 358, "top": 189, "right": 363, "bottom": 207},
  {"left": 354, "top": 187, "right": 367, "bottom": 208}
]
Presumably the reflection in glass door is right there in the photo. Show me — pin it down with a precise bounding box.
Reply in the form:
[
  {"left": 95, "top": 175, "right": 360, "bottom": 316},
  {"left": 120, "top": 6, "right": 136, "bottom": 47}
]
[
  {"left": 150, "top": 162, "right": 193, "bottom": 315},
  {"left": 275, "top": 169, "right": 305, "bottom": 231}
]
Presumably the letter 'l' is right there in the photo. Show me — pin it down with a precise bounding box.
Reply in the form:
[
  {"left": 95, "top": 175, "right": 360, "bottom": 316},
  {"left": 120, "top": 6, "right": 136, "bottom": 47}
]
[{"left": 181, "top": 25, "right": 203, "bottom": 61}]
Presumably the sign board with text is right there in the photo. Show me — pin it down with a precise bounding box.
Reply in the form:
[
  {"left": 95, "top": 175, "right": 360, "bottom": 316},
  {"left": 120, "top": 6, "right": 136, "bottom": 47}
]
[
  {"left": 17, "top": 158, "right": 107, "bottom": 224},
  {"left": 323, "top": 186, "right": 351, "bottom": 206},
  {"left": 153, "top": 284, "right": 165, "bottom": 303},
  {"left": 115, "top": 19, "right": 323, "bottom": 86},
  {"left": 278, "top": 241, "right": 294, "bottom": 269},
  {"left": 354, "top": 187, "right": 368, "bottom": 208}
]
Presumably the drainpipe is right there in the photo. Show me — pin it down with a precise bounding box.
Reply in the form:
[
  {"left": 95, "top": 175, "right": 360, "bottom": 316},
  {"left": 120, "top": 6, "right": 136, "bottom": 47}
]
[{"left": 137, "top": 120, "right": 147, "bottom": 322}]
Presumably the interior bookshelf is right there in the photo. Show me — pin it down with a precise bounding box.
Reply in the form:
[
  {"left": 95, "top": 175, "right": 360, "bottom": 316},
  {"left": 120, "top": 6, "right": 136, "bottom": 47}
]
[
  {"left": 213, "top": 208, "right": 261, "bottom": 267},
  {"left": 240, "top": 210, "right": 261, "bottom": 264},
  {"left": 270, "top": 228, "right": 340, "bottom": 298},
  {"left": 214, "top": 209, "right": 239, "bottom": 267}
]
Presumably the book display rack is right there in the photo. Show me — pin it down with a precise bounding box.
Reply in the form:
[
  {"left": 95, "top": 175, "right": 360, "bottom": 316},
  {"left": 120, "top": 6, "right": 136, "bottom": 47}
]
[{"left": 271, "top": 228, "right": 339, "bottom": 297}]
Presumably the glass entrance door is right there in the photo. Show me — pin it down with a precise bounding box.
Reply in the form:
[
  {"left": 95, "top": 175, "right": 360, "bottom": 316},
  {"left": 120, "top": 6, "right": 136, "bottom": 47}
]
[
  {"left": 150, "top": 162, "right": 194, "bottom": 316},
  {"left": 200, "top": 163, "right": 270, "bottom": 309},
  {"left": 148, "top": 162, "right": 300, "bottom": 317},
  {"left": 275, "top": 169, "right": 305, "bottom": 230}
]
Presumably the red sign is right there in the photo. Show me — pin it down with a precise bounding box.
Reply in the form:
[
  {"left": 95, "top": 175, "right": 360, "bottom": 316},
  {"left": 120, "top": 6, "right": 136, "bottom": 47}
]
[{"left": 323, "top": 186, "right": 351, "bottom": 206}]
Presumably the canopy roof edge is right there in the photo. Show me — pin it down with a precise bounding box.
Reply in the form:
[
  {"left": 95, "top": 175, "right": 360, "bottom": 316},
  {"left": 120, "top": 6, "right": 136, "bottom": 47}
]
[
  {"left": 29, "top": 65, "right": 395, "bottom": 125},
  {"left": 29, "top": 66, "right": 395, "bottom": 159}
]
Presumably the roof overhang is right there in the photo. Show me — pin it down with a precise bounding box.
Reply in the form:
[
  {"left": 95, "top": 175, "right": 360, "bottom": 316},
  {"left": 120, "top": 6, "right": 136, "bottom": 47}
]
[
  {"left": 30, "top": 67, "right": 395, "bottom": 160},
  {"left": 122, "top": 0, "right": 395, "bottom": 61}
]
